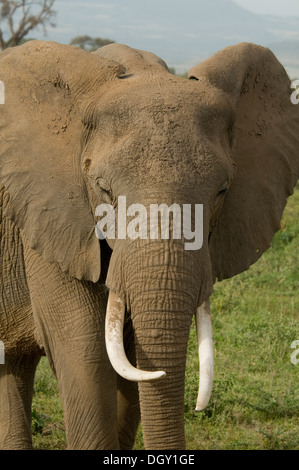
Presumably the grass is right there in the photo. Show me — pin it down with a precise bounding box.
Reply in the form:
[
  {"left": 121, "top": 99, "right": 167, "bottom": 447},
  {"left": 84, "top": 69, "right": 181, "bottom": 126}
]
[
  {"left": 32, "top": 185, "right": 299, "bottom": 450},
  {"left": 31, "top": 359, "right": 66, "bottom": 450}
]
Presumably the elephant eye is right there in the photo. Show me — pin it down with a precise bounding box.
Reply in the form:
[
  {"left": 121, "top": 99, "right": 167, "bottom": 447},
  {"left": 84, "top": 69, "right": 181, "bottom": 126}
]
[
  {"left": 217, "top": 180, "right": 229, "bottom": 197},
  {"left": 96, "top": 178, "right": 112, "bottom": 200},
  {"left": 218, "top": 188, "right": 227, "bottom": 196},
  {"left": 97, "top": 178, "right": 110, "bottom": 191}
]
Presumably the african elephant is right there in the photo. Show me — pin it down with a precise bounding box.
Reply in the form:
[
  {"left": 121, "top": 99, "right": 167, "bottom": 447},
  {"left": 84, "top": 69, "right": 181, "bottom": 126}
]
[{"left": 0, "top": 40, "right": 298, "bottom": 450}]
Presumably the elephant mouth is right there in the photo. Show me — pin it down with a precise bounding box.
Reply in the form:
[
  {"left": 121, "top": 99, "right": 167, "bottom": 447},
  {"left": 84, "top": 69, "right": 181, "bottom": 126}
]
[{"left": 105, "top": 289, "right": 214, "bottom": 411}]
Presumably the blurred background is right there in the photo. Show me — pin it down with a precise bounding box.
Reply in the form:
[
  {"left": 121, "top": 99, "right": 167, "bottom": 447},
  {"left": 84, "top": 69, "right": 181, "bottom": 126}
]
[{"left": 0, "top": 0, "right": 298, "bottom": 77}]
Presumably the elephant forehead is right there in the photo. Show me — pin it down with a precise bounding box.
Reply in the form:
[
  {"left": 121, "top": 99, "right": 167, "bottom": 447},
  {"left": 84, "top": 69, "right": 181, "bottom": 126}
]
[
  {"left": 97, "top": 78, "right": 232, "bottom": 143},
  {"left": 85, "top": 78, "right": 234, "bottom": 185},
  {"left": 87, "top": 126, "right": 230, "bottom": 192}
]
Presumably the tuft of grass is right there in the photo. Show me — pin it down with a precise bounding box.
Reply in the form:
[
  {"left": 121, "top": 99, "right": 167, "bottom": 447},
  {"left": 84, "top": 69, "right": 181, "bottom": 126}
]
[
  {"left": 32, "top": 185, "right": 299, "bottom": 450},
  {"left": 32, "top": 358, "right": 66, "bottom": 450}
]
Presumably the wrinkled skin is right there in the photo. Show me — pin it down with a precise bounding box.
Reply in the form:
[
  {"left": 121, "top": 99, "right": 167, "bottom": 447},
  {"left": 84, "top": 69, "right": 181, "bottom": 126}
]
[{"left": 0, "top": 41, "right": 298, "bottom": 450}]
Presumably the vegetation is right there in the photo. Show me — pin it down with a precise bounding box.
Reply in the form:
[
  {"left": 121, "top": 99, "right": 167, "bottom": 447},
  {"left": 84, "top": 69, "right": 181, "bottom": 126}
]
[
  {"left": 32, "top": 184, "right": 299, "bottom": 450},
  {"left": 0, "top": 1, "right": 114, "bottom": 53},
  {"left": 69, "top": 35, "right": 115, "bottom": 52},
  {"left": 0, "top": 0, "right": 55, "bottom": 50}
]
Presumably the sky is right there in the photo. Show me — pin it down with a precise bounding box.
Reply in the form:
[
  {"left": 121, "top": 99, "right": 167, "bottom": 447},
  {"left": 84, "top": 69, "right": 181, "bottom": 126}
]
[
  {"left": 233, "top": 0, "right": 299, "bottom": 17},
  {"left": 41, "top": 0, "right": 299, "bottom": 46},
  {"left": 3, "top": 0, "right": 299, "bottom": 74}
]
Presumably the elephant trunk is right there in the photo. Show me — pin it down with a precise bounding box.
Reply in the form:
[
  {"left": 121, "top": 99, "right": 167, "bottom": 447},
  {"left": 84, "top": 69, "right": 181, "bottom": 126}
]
[
  {"left": 130, "top": 285, "right": 192, "bottom": 449},
  {"left": 105, "top": 238, "right": 214, "bottom": 449}
]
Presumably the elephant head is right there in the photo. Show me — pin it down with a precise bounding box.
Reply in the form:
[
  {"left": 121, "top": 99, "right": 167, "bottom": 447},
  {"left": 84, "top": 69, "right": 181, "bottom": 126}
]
[{"left": 0, "top": 41, "right": 298, "bottom": 449}]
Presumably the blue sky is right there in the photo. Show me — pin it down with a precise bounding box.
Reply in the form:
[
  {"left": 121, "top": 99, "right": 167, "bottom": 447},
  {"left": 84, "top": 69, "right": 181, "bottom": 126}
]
[
  {"left": 14, "top": 0, "right": 299, "bottom": 74},
  {"left": 40, "top": 0, "right": 299, "bottom": 45},
  {"left": 234, "top": 0, "right": 299, "bottom": 17}
]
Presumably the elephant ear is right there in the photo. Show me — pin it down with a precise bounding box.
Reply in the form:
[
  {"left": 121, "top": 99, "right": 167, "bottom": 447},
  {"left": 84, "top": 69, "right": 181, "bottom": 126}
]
[
  {"left": 0, "top": 40, "right": 124, "bottom": 282},
  {"left": 189, "top": 43, "right": 299, "bottom": 281}
]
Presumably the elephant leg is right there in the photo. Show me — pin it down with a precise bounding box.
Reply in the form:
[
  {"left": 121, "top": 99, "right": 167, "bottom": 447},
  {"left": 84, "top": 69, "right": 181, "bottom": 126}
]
[
  {"left": 23, "top": 241, "right": 120, "bottom": 450},
  {"left": 117, "top": 316, "right": 140, "bottom": 450},
  {"left": 0, "top": 354, "right": 40, "bottom": 449}
]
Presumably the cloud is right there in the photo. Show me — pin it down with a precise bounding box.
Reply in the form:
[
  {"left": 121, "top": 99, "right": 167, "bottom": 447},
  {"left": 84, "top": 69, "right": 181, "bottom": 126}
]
[
  {"left": 121, "top": 24, "right": 170, "bottom": 32},
  {"left": 268, "top": 28, "right": 299, "bottom": 40},
  {"left": 69, "top": 2, "right": 116, "bottom": 9},
  {"left": 95, "top": 15, "right": 110, "bottom": 19},
  {"left": 182, "top": 33, "right": 201, "bottom": 39},
  {"left": 143, "top": 34, "right": 167, "bottom": 40}
]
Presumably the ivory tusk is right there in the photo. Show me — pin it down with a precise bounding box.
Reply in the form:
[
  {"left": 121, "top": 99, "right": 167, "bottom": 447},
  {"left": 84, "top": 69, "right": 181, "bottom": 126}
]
[
  {"left": 105, "top": 290, "right": 166, "bottom": 382},
  {"left": 195, "top": 299, "right": 214, "bottom": 411}
]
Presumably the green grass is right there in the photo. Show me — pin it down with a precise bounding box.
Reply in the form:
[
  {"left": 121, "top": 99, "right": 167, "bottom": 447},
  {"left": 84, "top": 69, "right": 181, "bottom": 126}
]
[
  {"left": 31, "top": 358, "right": 66, "bottom": 450},
  {"left": 32, "top": 185, "right": 299, "bottom": 450}
]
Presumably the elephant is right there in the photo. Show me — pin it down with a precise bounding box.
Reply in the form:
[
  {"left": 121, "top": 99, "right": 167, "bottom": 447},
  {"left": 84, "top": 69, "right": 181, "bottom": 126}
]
[{"left": 0, "top": 39, "right": 298, "bottom": 450}]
